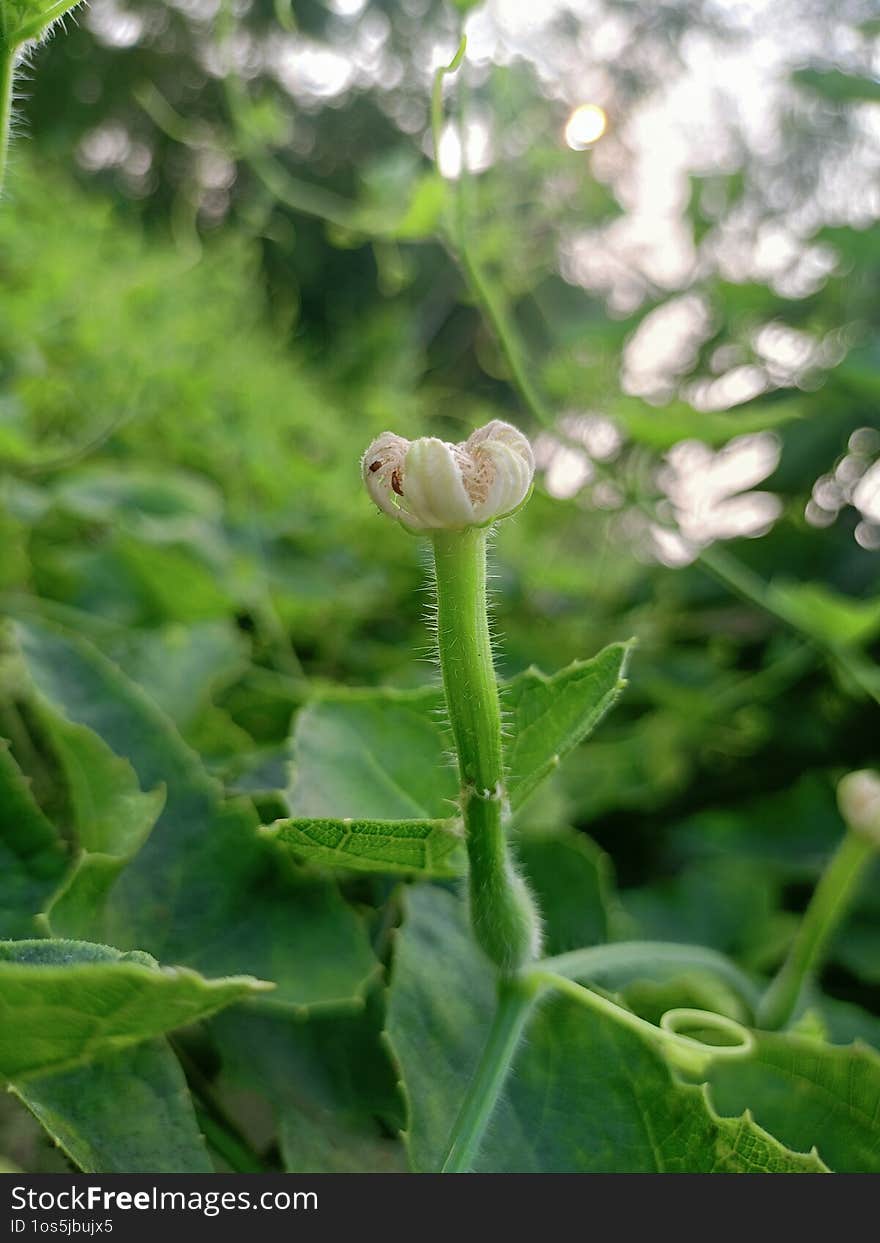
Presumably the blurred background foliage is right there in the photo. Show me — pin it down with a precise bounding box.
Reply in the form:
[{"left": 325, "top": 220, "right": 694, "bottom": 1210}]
[{"left": 1, "top": 0, "right": 879, "bottom": 1167}]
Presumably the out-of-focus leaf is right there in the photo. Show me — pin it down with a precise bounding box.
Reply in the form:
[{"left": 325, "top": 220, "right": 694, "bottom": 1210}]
[
  {"left": 211, "top": 995, "right": 405, "bottom": 1173},
  {"left": 37, "top": 712, "right": 165, "bottom": 940},
  {"left": 621, "top": 857, "right": 778, "bottom": 961},
  {"left": 0, "top": 740, "right": 67, "bottom": 937},
  {"left": 770, "top": 582, "right": 880, "bottom": 648},
  {"left": 14, "top": 1042, "right": 212, "bottom": 1173},
  {"left": 385, "top": 886, "right": 496, "bottom": 1172},
  {"left": 516, "top": 829, "right": 618, "bottom": 954},
  {"left": 394, "top": 175, "right": 447, "bottom": 240},
  {"left": 106, "top": 622, "right": 248, "bottom": 732},
  {"left": 610, "top": 396, "right": 801, "bottom": 451},
  {"left": 0, "top": 939, "right": 269, "bottom": 1081},
  {"left": 286, "top": 688, "right": 456, "bottom": 819},
  {"left": 264, "top": 816, "right": 463, "bottom": 877},
  {"left": 709, "top": 1032, "right": 880, "bottom": 1172},
  {"left": 793, "top": 67, "right": 880, "bottom": 103},
  {"left": 16, "top": 619, "right": 377, "bottom": 1009}
]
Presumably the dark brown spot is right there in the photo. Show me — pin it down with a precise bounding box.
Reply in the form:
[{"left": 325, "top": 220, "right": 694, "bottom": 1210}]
[
  {"left": 368, "top": 460, "right": 382, "bottom": 473},
  {"left": 391, "top": 469, "right": 404, "bottom": 496}
]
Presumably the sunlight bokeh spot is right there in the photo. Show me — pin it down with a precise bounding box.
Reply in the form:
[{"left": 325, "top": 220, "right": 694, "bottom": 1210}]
[{"left": 564, "top": 103, "right": 607, "bottom": 150}]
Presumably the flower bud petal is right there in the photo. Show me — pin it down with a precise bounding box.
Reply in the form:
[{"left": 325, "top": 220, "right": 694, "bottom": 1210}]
[
  {"left": 466, "top": 419, "right": 535, "bottom": 473},
  {"left": 838, "top": 770, "right": 880, "bottom": 849},
  {"left": 403, "top": 438, "right": 475, "bottom": 529},
  {"left": 362, "top": 432, "right": 410, "bottom": 520},
  {"left": 470, "top": 440, "right": 533, "bottom": 523}
]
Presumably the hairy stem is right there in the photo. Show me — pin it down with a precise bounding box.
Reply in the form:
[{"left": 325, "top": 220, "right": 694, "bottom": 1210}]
[
  {"left": 431, "top": 528, "right": 540, "bottom": 972},
  {"left": 758, "top": 830, "right": 875, "bottom": 1030},
  {"left": 0, "top": 45, "right": 15, "bottom": 199},
  {"left": 440, "top": 975, "right": 537, "bottom": 1173}
]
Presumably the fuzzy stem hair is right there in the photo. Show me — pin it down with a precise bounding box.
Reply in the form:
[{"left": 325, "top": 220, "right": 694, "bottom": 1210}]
[{"left": 431, "top": 527, "right": 541, "bottom": 972}]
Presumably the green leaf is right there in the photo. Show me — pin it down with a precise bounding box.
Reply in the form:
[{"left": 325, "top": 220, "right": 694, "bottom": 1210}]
[
  {"left": 13, "top": 1042, "right": 213, "bottom": 1173},
  {"left": 263, "top": 816, "right": 464, "bottom": 877},
  {"left": 388, "top": 888, "right": 822, "bottom": 1173},
  {"left": 502, "top": 641, "right": 634, "bottom": 809},
  {"left": 393, "top": 174, "right": 447, "bottom": 240},
  {"left": 475, "top": 996, "right": 826, "bottom": 1173},
  {"left": 793, "top": 67, "right": 880, "bottom": 104},
  {"left": 770, "top": 582, "right": 880, "bottom": 649},
  {"left": 39, "top": 710, "right": 165, "bottom": 940},
  {"left": 106, "top": 622, "right": 248, "bottom": 734},
  {"left": 516, "top": 829, "right": 619, "bottom": 955},
  {"left": 211, "top": 994, "right": 405, "bottom": 1173},
  {"left": 622, "top": 857, "right": 778, "bottom": 961},
  {"left": 0, "top": 939, "right": 269, "bottom": 1081},
  {"left": 1, "top": 0, "right": 82, "bottom": 49},
  {"left": 386, "top": 886, "right": 497, "bottom": 1172},
  {"left": 709, "top": 1032, "right": 880, "bottom": 1172},
  {"left": 284, "top": 646, "right": 633, "bottom": 829},
  {"left": 0, "top": 740, "right": 67, "bottom": 937},
  {"left": 287, "top": 687, "right": 456, "bottom": 819},
  {"left": 15, "top": 619, "right": 377, "bottom": 1009},
  {"left": 610, "top": 396, "right": 801, "bottom": 451}
]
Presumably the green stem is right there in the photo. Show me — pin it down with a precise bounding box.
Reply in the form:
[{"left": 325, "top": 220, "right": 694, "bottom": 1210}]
[
  {"left": 431, "top": 528, "right": 540, "bottom": 972},
  {"left": 431, "top": 38, "right": 553, "bottom": 429},
  {"left": 440, "top": 976, "right": 537, "bottom": 1173},
  {"left": 538, "top": 940, "right": 761, "bottom": 1014},
  {"left": 758, "top": 830, "right": 875, "bottom": 1030},
  {"left": 531, "top": 970, "right": 753, "bottom": 1076},
  {"left": 0, "top": 44, "right": 15, "bottom": 199}
]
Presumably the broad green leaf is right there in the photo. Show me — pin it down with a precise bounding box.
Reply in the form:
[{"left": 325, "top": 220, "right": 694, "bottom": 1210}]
[
  {"left": 1, "top": 0, "right": 82, "bottom": 48},
  {"left": 502, "top": 641, "right": 634, "bottom": 809},
  {"left": 46, "top": 713, "right": 165, "bottom": 857},
  {"left": 516, "top": 829, "right": 618, "bottom": 955},
  {"left": 211, "top": 994, "right": 405, "bottom": 1173},
  {"left": 0, "top": 939, "right": 269, "bottom": 1081},
  {"left": 264, "top": 816, "right": 464, "bottom": 877},
  {"left": 105, "top": 621, "right": 248, "bottom": 733},
  {"left": 51, "top": 465, "right": 223, "bottom": 527},
  {"left": 13, "top": 1042, "right": 213, "bottom": 1173},
  {"left": 621, "top": 857, "right": 778, "bottom": 961},
  {"left": 115, "top": 537, "right": 235, "bottom": 624},
  {"left": 285, "top": 646, "right": 632, "bottom": 826},
  {"left": 386, "top": 886, "right": 496, "bottom": 1172},
  {"left": 0, "top": 740, "right": 67, "bottom": 937},
  {"left": 287, "top": 687, "right": 456, "bottom": 819},
  {"left": 387, "top": 888, "right": 822, "bottom": 1173},
  {"left": 39, "top": 711, "right": 165, "bottom": 940},
  {"left": 475, "top": 996, "right": 825, "bottom": 1173},
  {"left": 709, "top": 1032, "right": 880, "bottom": 1172},
  {"left": 16, "top": 619, "right": 376, "bottom": 1009}
]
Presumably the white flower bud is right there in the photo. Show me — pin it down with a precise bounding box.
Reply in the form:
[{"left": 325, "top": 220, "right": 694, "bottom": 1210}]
[
  {"left": 837, "top": 770, "right": 880, "bottom": 849},
  {"left": 361, "top": 420, "right": 534, "bottom": 531}
]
